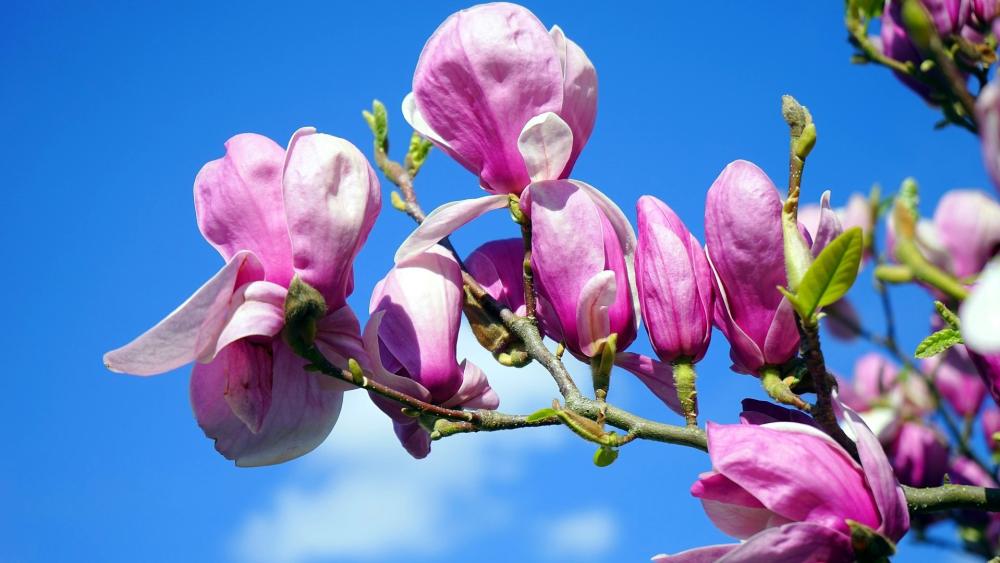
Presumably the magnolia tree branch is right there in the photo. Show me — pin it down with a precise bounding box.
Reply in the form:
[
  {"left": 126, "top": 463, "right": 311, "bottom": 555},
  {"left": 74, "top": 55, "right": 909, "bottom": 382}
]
[{"left": 904, "top": 484, "right": 1000, "bottom": 513}]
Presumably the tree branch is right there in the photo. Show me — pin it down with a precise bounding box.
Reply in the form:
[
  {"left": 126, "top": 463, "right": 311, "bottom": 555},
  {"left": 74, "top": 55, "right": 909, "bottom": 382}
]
[{"left": 904, "top": 484, "right": 1000, "bottom": 513}]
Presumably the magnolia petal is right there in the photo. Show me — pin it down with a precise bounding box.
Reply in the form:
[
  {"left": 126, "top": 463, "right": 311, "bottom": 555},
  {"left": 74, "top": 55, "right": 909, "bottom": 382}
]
[
  {"left": 707, "top": 248, "right": 765, "bottom": 374},
  {"left": 282, "top": 127, "right": 381, "bottom": 308},
  {"left": 714, "top": 522, "right": 854, "bottom": 563},
  {"left": 810, "top": 190, "right": 844, "bottom": 255},
  {"left": 104, "top": 251, "right": 264, "bottom": 376},
  {"left": 549, "top": 25, "right": 597, "bottom": 176},
  {"left": 517, "top": 112, "right": 574, "bottom": 183},
  {"left": 190, "top": 340, "right": 344, "bottom": 467},
  {"left": 614, "top": 352, "right": 683, "bottom": 415},
  {"left": 193, "top": 133, "right": 294, "bottom": 285},
  {"left": 573, "top": 180, "right": 641, "bottom": 328},
  {"left": 706, "top": 422, "right": 880, "bottom": 534},
  {"left": 210, "top": 280, "right": 287, "bottom": 361},
  {"left": 360, "top": 311, "right": 433, "bottom": 403},
  {"left": 401, "top": 92, "right": 449, "bottom": 148},
  {"left": 835, "top": 401, "right": 910, "bottom": 541},
  {"left": 314, "top": 305, "right": 368, "bottom": 393},
  {"left": 394, "top": 194, "right": 509, "bottom": 263},
  {"left": 576, "top": 270, "right": 616, "bottom": 356},
  {"left": 220, "top": 339, "right": 273, "bottom": 433},
  {"left": 393, "top": 418, "right": 432, "bottom": 460},
  {"left": 651, "top": 545, "right": 739, "bottom": 563},
  {"left": 962, "top": 261, "right": 1000, "bottom": 353},
  {"left": 443, "top": 359, "right": 500, "bottom": 410}
]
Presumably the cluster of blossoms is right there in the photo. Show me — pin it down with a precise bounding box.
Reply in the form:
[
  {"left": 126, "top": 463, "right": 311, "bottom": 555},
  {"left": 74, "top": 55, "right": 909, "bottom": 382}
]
[{"left": 104, "top": 1, "right": 1000, "bottom": 560}]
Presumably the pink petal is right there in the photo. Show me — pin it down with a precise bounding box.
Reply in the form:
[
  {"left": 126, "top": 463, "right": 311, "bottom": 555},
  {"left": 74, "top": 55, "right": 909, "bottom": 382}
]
[
  {"left": 220, "top": 339, "right": 273, "bottom": 433},
  {"left": 549, "top": 25, "right": 597, "bottom": 177},
  {"left": 212, "top": 280, "right": 287, "bottom": 361},
  {"left": 465, "top": 238, "right": 528, "bottom": 314},
  {"left": 104, "top": 251, "right": 264, "bottom": 376},
  {"left": 372, "top": 247, "right": 465, "bottom": 403},
  {"left": 576, "top": 270, "right": 617, "bottom": 356},
  {"left": 714, "top": 522, "right": 853, "bottom": 563},
  {"left": 360, "top": 311, "right": 433, "bottom": 404},
  {"left": 933, "top": 189, "right": 1000, "bottom": 279},
  {"left": 282, "top": 127, "right": 381, "bottom": 308},
  {"left": 442, "top": 359, "right": 500, "bottom": 410},
  {"left": 762, "top": 298, "right": 800, "bottom": 367},
  {"left": 651, "top": 545, "right": 738, "bottom": 563},
  {"left": 707, "top": 422, "right": 880, "bottom": 535},
  {"left": 190, "top": 340, "right": 344, "bottom": 466},
  {"left": 693, "top": 472, "right": 789, "bottom": 539},
  {"left": 517, "top": 112, "right": 574, "bottom": 183},
  {"left": 962, "top": 262, "right": 1000, "bottom": 353},
  {"left": 394, "top": 194, "right": 509, "bottom": 263},
  {"left": 401, "top": 92, "right": 479, "bottom": 174},
  {"left": 809, "top": 191, "right": 844, "bottom": 255},
  {"left": 835, "top": 402, "right": 910, "bottom": 541},
  {"left": 614, "top": 352, "right": 683, "bottom": 415},
  {"left": 193, "top": 134, "right": 294, "bottom": 285},
  {"left": 706, "top": 248, "right": 764, "bottom": 374}
]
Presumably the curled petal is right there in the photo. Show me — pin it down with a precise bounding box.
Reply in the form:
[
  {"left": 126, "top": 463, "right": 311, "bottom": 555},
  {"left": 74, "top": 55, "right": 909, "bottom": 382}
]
[
  {"left": 614, "top": 352, "right": 683, "bottom": 415},
  {"left": 465, "top": 238, "right": 527, "bottom": 314},
  {"left": 282, "top": 127, "right": 381, "bottom": 308},
  {"left": 443, "top": 359, "right": 500, "bottom": 410},
  {"left": 361, "top": 311, "right": 432, "bottom": 404},
  {"left": 719, "top": 522, "right": 854, "bottom": 563},
  {"left": 190, "top": 341, "right": 344, "bottom": 467},
  {"left": 394, "top": 195, "right": 509, "bottom": 264},
  {"left": 213, "top": 281, "right": 287, "bottom": 360},
  {"left": 104, "top": 251, "right": 264, "bottom": 376},
  {"left": 576, "top": 271, "right": 616, "bottom": 356},
  {"left": 193, "top": 133, "right": 293, "bottom": 285},
  {"left": 517, "top": 112, "right": 573, "bottom": 183},
  {"left": 809, "top": 191, "right": 845, "bottom": 255}
]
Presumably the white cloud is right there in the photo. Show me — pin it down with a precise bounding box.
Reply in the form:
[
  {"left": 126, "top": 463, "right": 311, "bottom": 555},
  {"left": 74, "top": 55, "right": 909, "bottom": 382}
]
[
  {"left": 230, "top": 325, "right": 595, "bottom": 563},
  {"left": 542, "top": 509, "right": 618, "bottom": 559}
]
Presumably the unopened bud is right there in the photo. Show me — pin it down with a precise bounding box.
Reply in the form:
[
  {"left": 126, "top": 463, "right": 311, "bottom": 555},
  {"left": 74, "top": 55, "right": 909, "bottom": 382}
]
[{"left": 282, "top": 276, "right": 327, "bottom": 355}]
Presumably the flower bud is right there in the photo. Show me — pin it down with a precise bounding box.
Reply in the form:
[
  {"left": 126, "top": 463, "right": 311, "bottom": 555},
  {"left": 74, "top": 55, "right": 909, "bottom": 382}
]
[
  {"left": 704, "top": 160, "right": 799, "bottom": 375},
  {"left": 635, "top": 196, "right": 713, "bottom": 363},
  {"left": 923, "top": 345, "right": 987, "bottom": 417},
  {"left": 526, "top": 180, "right": 637, "bottom": 358},
  {"left": 886, "top": 422, "right": 950, "bottom": 487}
]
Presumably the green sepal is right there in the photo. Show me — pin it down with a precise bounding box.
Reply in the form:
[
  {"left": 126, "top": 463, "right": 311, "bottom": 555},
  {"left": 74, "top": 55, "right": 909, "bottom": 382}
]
[
  {"left": 593, "top": 445, "right": 618, "bottom": 467},
  {"left": 847, "top": 519, "right": 896, "bottom": 562},
  {"left": 282, "top": 276, "right": 328, "bottom": 355}
]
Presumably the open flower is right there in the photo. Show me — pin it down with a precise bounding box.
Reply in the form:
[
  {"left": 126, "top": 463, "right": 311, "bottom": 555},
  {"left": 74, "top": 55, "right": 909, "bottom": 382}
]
[
  {"left": 404, "top": 2, "right": 596, "bottom": 196},
  {"left": 654, "top": 404, "right": 909, "bottom": 562},
  {"left": 365, "top": 246, "right": 499, "bottom": 459},
  {"left": 104, "top": 128, "right": 380, "bottom": 466}
]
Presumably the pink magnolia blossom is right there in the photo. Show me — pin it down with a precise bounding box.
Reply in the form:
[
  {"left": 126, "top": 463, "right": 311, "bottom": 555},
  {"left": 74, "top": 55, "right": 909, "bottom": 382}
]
[
  {"left": 844, "top": 353, "right": 934, "bottom": 420},
  {"left": 365, "top": 246, "right": 499, "bottom": 459},
  {"left": 923, "top": 345, "right": 988, "bottom": 417},
  {"left": 881, "top": 0, "right": 970, "bottom": 102},
  {"left": 970, "top": 349, "right": 1000, "bottom": 408},
  {"left": 886, "top": 422, "right": 950, "bottom": 487},
  {"left": 654, "top": 405, "right": 909, "bottom": 562},
  {"left": 931, "top": 189, "right": 1000, "bottom": 279},
  {"left": 635, "top": 195, "right": 714, "bottom": 363},
  {"left": 962, "top": 262, "right": 1000, "bottom": 353},
  {"left": 104, "top": 128, "right": 380, "bottom": 466},
  {"left": 704, "top": 160, "right": 800, "bottom": 375},
  {"left": 465, "top": 238, "right": 529, "bottom": 316},
  {"left": 979, "top": 81, "right": 1000, "bottom": 192},
  {"left": 404, "top": 2, "right": 596, "bottom": 196}
]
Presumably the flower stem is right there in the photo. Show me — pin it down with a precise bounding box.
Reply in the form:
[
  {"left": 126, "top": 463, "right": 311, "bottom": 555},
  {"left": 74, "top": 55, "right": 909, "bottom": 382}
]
[{"left": 672, "top": 359, "right": 699, "bottom": 427}]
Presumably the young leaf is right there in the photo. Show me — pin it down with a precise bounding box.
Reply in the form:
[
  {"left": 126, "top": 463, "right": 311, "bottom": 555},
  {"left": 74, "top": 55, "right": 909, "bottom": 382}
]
[
  {"left": 914, "top": 328, "right": 963, "bottom": 359},
  {"left": 525, "top": 407, "right": 559, "bottom": 423},
  {"left": 934, "top": 300, "right": 960, "bottom": 330},
  {"left": 791, "top": 227, "right": 864, "bottom": 320}
]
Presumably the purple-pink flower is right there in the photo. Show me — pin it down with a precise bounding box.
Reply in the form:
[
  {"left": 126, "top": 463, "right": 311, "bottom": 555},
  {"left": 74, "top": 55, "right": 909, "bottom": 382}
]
[
  {"left": 635, "top": 195, "right": 714, "bottom": 363},
  {"left": 404, "top": 2, "right": 596, "bottom": 196},
  {"left": 655, "top": 405, "right": 909, "bottom": 562},
  {"left": 465, "top": 238, "right": 529, "bottom": 316},
  {"left": 704, "top": 160, "right": 799, "bottom": 375},
  {"left": 104, "top": 128, "right": 380, "bottom": 466},
  {"left": 365, "top": 246, "right": 499, "bottom": 458},
  {"left": 924, "top": 345, "right": 988, "bottom": 417},
  {"left": 886, "top": 422, "right": 950, "bottom": 487}
]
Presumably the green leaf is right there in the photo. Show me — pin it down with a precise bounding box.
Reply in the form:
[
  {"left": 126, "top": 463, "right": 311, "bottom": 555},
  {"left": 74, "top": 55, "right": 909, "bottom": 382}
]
[
  {"left": 405, "top": 132, "right": 433, "bottom": 177},
  {"left": 593, "top": 446, "right": 618, "bottom": 467},
  {"left": 525, "top": 407, "right": 559, "bottom": 423},
  {"left": 914, "top": 328, "right": 963, "bottom": 359},
  {"left": 934, "top": 300, "right": 960, "bottom": 330},
  {"left": 790, "top": 227, "right": 864, "bottom": 320}
]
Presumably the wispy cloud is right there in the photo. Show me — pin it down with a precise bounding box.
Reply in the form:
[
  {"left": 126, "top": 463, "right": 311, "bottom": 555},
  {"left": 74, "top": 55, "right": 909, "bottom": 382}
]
[
  {"left": 542, "top": 509, "right": 618, "bottom": 559},
  {"left": 230, "top": 325, "right": 597, "bottom": 563}
]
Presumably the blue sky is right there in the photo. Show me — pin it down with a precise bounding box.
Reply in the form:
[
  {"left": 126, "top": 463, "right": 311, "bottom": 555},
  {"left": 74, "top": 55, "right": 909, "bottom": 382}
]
[{"left": 1, "top": 1, "right": 994, "bottom": 561}]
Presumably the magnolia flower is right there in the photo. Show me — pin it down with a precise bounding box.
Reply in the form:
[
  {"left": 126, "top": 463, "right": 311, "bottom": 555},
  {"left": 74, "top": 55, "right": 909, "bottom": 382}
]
[
  {"left": 962, "top": 262, "right": 1000, "bottom": 353},
  {"left": 704, "top": 161, "right": 801, "bottom": 375},
  {"left": 465, "top": 238, "right": 529, "bottom": 316},
  {"left": 844, "top": 353, "right": 934, "bottom": 422},
  {"left": 881, "top": 0, "right": 970, "bottom": 102},
  {"left": 654, "top": 404, "right": 909, "bottom": 562},
  {"left": 635, "top": 195, "right": 714, "bottom": 363},
  {"left": 104, "top": 128, "right": 380, "bottom": 466},
  {"left": 403, "top": 2, "right": 596, "bottom": 196},
  {"left": 932, "top": 189, "right": 1000, "bottom": 279},
  {"left": 886, "top": 422, "right": 950, "bottom": 487},
  {"left": 979, "top": 81, "right": 1000, "bottom": 192},
  {"left": 365, "top": 246, "right": 499, "bottom": 459}
]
